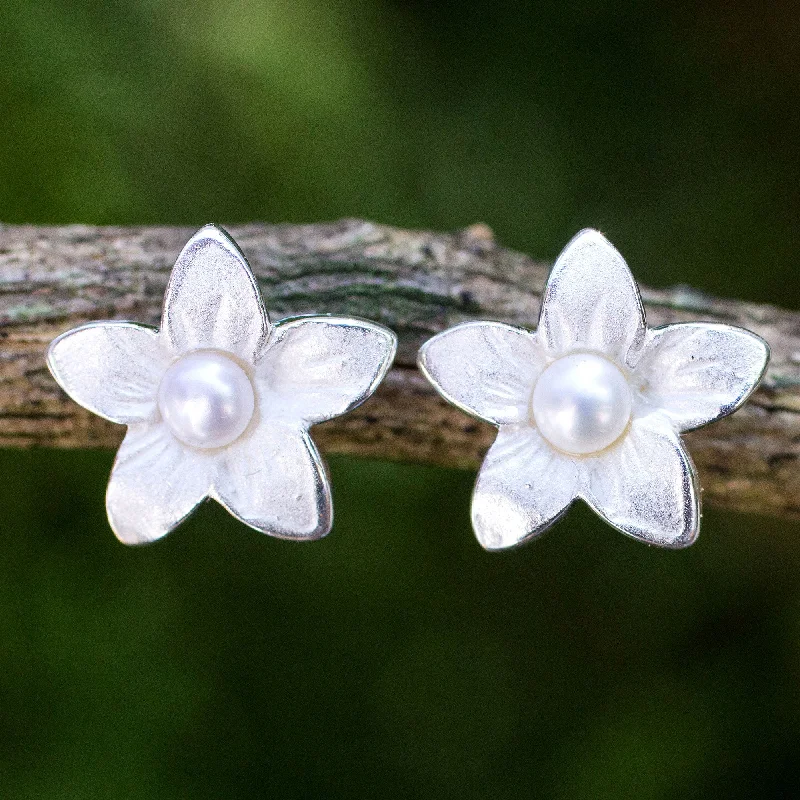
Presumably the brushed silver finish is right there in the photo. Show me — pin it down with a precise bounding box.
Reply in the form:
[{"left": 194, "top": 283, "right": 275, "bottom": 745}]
[
  {"left": 47, "top": 224, "right": 397, "bottom": 545},
  {"left": 419, "top": 229, "right": 769, "bottom": 550}
]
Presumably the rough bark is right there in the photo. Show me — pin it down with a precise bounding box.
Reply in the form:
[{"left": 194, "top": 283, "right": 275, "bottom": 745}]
[{"left": 1, "top": 220, "right": 798, "bottom": 519}]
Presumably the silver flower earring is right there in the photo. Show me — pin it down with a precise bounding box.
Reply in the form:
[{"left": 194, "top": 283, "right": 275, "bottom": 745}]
[
  {"left": 47, "top": 224, "right": 397, "bottom": 544},
  {"left": 418, "top": 229, "right": 769, "bottom": 550}
]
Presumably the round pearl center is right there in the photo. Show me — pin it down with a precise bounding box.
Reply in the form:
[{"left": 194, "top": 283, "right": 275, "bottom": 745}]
[
  {"left": 158, "top": 351, "right": 255, "bottom": 449},
  {"left": 531, "top": 352, "right": 632, "bottom": 455}
]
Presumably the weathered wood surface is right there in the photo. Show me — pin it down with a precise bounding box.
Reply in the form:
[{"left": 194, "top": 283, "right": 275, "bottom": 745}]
[{"left": 0, "top": 220, "right": 798, "bottom": 519}]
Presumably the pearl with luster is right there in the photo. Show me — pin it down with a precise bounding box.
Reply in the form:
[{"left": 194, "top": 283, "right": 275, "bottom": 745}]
[
  {"left": 158, "top": 350, "right": 255, "bottom": 449},
  {"left": 531, "top": 352, "right": 632, "bottom": 455}
]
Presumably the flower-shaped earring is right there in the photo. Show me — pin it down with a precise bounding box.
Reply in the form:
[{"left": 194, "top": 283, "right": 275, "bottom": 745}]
[
  {"left": 419, "top": 229, "right": 769, "bottom": 550},
  {"left": 47, "top": 225, "right": 397, "bottom": 544}
]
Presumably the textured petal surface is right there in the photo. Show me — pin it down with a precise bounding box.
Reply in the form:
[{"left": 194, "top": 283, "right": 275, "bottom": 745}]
[
  {"left": 537, "top": 229, "right": 645, "bottom": 365},
  {"left": 581, "top": 413, "right": 700, "bottom": 548},
  {"left": 256, "top": 317, "right": 397, "bottom": 424},
  {"left": 471, "top": 425, "right": 579, "bottom": 550},
  {"left": 418, "top": 322, "right": 546, "bottom": 426},
  {"left": 47, "top": 322, "right": 165, "bottom": 424},
  {"left": 213, "top": 421, "right": 332, "bottom": 539},
  {"left": 106, "top": 423, "right": 214, "bottom": 545},
  {"left": 161, "top": 225, "right": 269, "bottom": 361},
  {"left": 635, "top": 322, "right": 769, "bottom": 432}
]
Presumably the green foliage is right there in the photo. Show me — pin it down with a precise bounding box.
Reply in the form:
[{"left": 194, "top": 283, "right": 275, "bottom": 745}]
[{"left": 1, "top": 1, "right": 799, "bottom": 797}]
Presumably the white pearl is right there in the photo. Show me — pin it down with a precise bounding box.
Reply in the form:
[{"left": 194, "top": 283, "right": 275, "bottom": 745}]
[
  {"left": 158, "top": 351, "right": 255, "bottom": 449},
  {"left": 531, "top": 352, "right": 632, "bottom": 455}
]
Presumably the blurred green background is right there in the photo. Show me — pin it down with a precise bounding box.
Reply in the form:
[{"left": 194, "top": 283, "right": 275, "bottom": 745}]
[{"left": 2, "top": 1, "right": 800, "bottom": 797}]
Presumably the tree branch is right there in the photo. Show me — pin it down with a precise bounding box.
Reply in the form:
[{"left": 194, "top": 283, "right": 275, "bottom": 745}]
[{"left": 1, "top": 220, "right": 798, "bottom": 518}]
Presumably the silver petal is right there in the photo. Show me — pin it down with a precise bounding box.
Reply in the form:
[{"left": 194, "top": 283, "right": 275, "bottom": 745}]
[
  {"left": 537, "top": 229, "right": 646, "bottom": 366},
  {"left": 418, "top": 322, "right": 546, "bottom": 426},
  {"left": 161, "top": 224, "right": 269, "bottom": 361},
  {"left": 256, "top": 316, "right": 397, "bottom": 424},
  {"left": 47, "top": 321, "right": 165, "bottom": 424},
  {"left": 106, "top": 423, "right": 214, "bottom": 545},
  {"left": 471, "top": 425, "right": 579, "bottom": 550},
  {"left": 581, "top": 412, "right": 700, "bottom": 548},
  {"left": 212, "top": 420, "right": 332, "bottom": 539},
  {"left": 635, "top": 322, "right": 769, "bottom": 432}
]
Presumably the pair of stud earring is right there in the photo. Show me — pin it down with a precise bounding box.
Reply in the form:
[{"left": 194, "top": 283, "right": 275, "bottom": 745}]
[{"left": 48, "top": 225, "right": 769, "bottom": 550}]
